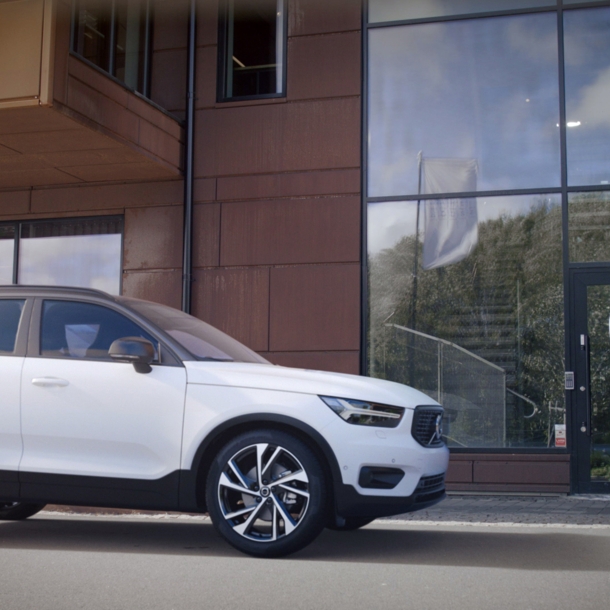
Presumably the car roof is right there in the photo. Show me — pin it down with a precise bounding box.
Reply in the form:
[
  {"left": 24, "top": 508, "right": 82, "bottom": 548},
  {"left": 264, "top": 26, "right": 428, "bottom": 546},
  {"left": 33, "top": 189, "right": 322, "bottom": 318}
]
[{"left": 0, "top": 285, "right": 118, "bottom": 302}]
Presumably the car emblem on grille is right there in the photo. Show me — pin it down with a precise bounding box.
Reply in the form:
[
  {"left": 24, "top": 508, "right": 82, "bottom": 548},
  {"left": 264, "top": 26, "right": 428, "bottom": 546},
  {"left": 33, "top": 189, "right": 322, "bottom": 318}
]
[{"left": 428, "top": 414, "right": 443, "bottom": 445}]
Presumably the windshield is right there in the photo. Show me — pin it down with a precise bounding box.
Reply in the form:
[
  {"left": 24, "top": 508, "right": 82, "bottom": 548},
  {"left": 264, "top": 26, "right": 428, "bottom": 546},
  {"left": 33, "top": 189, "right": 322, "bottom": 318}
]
[{"left": 119, "top": 297, "right": 269, "bottom": 364}]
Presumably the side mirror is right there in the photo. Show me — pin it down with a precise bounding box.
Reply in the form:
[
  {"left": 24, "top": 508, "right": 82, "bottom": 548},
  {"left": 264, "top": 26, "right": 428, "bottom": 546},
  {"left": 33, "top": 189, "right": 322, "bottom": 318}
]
[{"left": 109, "top": 337, "right": 155, "bottom": 374}]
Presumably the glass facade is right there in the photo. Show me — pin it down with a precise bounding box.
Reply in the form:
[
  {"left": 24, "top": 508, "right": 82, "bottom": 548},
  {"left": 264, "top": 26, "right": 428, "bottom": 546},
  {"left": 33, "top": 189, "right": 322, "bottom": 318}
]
[
  {"left": 367, "top": 2, "right": 610, "bottom": 450},
  {"left": 0, "top": 217, "right": 123, "bottom": 295}
]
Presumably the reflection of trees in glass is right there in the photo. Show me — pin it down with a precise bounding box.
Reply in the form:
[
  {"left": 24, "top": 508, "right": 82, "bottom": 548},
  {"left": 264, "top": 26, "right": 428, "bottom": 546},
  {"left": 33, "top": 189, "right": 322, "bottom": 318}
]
[
  {"left": 569, "top": 192, "right": 610, "bottom": 263},
  {"left": 369, "top": 199, "right": 564, "bottom": 447},
  {"left": 587, "top": 285, "right": 610, "bottom": 481}
]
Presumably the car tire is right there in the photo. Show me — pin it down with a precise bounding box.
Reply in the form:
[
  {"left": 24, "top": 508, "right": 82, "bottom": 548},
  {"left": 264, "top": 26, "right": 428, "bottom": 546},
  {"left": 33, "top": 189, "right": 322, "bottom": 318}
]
[
  {"left": 0, "top": 502, "right": 46, "bottom": 521},
  {"left": 327, "top": 516, "right": 376, "bottom": 531},
  {"left": 206, "top": 429, "right": 328, "bottom": 558}
]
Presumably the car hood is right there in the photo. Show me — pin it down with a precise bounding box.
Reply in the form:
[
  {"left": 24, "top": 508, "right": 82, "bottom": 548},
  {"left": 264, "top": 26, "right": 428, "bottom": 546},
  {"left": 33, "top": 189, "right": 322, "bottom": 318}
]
[{"left": 184, "top": 362, "right": 439, "bottom": 410}]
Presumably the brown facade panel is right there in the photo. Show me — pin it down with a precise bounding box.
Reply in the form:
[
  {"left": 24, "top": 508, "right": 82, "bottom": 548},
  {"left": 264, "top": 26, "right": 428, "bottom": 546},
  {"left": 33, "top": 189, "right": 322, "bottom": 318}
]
[
  {"left": 217, "top": 169, "right": 360, "bottom": 201},
  {"left": 152, "top": 0, "right": 189, "bottom": 50},
  {"left": 193, "top": 202, "right": 221, "bottom": 267},
  {"left": 122, "top": 269, "right": 183, "bottom": 310},
  {"left": 0, "top": 107, "right": 79, "bottom": 135},
  {"left": 195, "top": 97, "right": 361, "bottom": 176},
  {"left": 138, "top": 120, "right": 183, "bottom": 167},
  {"left": 269, "top": 264, "right": 360, "bottom": 352},
  {"left": 194, "top": 178, "right": 216, "bottom": 202},
  {"left": 124, "top": 205, "right": 184, "bottom": 270},
  {"left": 197, "top": 0, "right": 219, "bottom": 47},
  {"left": 31, "top": 180, "right": 183, "bottom": 214},
  {"left": 288, "top": 31, "right": 361, "bottom": 101},
  {"left": 67, "top": 56, "right": 131, "bottom": 108},
  {"left": 262, "top": 350, "right": 360, "bottom": 374},
  {"left": 0, "top": 169, "right": 81, "bottom": 189},
  {"left": 195, "top": 46, "right": 218, "bottom": 110},
  {"left": 220, "top": 196, "right": 360, "bottom": 266},
  {"left": 66, "top": 77, "right": 140, "bottom": 143},
  {"left": 0, "top": 190, "right": 30, "bottom": 216},
  {"left": 446, "top": 460, "right": 474, "bottom": 484},
  {"left": 53, "top": 0, "right": 71, "bottom": 106},
  {"left": 192, "top": 267, "right": 270, "bottom": 352},
  {"left": 126, "top": 95, "right": 183, "bottom": 140},
  {"left": 60, "top": 162, "right": 176, "bottom": 183},
  {"left": 0, "top": 128, "right": 119, "bottom": 155},
  {"left": 150, "top": 49, "right": 188, "bottom": 117},
  {"left": 473, "top": 460, "right": 571, "bottom": 486},
  {"left": 288, "top": 0, "right": 362, "bottom": 36}
]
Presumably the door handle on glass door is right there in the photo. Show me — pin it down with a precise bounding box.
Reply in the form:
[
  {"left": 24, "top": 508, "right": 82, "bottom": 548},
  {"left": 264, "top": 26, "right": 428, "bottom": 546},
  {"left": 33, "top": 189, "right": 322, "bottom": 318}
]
[{"left": 31, "top": 377, "right": 70, "bottom": 388}]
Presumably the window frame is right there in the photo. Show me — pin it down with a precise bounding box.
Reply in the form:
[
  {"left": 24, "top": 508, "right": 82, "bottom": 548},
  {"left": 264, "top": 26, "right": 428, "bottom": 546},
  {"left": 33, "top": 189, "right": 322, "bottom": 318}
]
[{"left": 216, "top": 0, "right": 288, "bottom": 102}]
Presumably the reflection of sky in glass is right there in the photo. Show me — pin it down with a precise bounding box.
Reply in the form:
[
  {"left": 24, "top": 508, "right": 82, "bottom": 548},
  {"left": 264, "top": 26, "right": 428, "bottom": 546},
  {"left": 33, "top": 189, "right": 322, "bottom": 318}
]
[
  {"left": 564, "top": 7, "right": 610, "bottom": 186},
  {"left": 369, "top": 0, "right": 552, "bottom": 23},
  {"left": 19, "top": 234, "right": 122, "bottom": 294},
  {"left": 368, "top": 14, "right": 561, "bottom": 197},
  {"left": 368, "top": 194, "right": 561, "bottom": 256},
  {"left": 0, "top": 238, "right": 14, "bottom": 284}
]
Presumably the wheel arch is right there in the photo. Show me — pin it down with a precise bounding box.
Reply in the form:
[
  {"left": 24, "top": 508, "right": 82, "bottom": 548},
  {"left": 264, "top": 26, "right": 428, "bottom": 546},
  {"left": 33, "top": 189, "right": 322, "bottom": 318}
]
[{"left": 178, "top": 413, "right": 342, "bottom": 513}]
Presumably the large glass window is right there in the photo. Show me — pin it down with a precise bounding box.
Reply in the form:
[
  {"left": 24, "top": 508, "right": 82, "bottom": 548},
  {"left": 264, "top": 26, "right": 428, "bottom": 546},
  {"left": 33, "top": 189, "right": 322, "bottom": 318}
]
[
  {"left": 369, "top": 0, "right": 555, "bottom": 23},
  {"left": 218, "top": 0, "right": 286, "bottom": 100},
  {"left": 368, "top": 13, "right": 561, "bottom": 198},
  {"left": 564, "top": 7, "right": 610, "bottom": 186},
  {"left": 0, "top": 217, "right": 123, "bottom": 295},
  {"left": 368, "top": 194, "right": 564, "bottom": 448},
  {"left": 569, "top": 191, "right": 610, "bottom": 262},
  {"left": 72, "top": 0, "right": 152, "bottom": 96}
]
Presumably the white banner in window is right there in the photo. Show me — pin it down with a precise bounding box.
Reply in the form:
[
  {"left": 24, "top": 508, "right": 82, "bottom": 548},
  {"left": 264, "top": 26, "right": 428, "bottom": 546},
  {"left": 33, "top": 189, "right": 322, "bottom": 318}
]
[{"left": 421, "top": 158, "right": 478, "bottom": 270}]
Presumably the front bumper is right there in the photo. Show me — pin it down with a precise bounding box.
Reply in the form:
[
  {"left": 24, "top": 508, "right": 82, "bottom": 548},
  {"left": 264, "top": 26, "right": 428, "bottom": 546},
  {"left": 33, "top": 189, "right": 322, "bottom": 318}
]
[{"left": 334, "top": 472, "right": 446, "bottom": 518}]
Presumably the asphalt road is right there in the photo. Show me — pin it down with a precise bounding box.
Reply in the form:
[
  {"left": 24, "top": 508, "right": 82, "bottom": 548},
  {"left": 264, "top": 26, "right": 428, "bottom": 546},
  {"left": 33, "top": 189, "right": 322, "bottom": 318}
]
[{"left": 1, "top": 514, "right": 609, "bottom": 610}]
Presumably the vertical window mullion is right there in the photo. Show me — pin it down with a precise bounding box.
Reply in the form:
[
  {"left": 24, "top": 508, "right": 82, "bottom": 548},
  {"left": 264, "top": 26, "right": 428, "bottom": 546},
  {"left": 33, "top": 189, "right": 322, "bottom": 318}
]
[
  {"left": 109, "top": 0, "right": 117, "bottom": 76},
  {"left": 13, "top": 223, "right": 20, "bottom": 285}
]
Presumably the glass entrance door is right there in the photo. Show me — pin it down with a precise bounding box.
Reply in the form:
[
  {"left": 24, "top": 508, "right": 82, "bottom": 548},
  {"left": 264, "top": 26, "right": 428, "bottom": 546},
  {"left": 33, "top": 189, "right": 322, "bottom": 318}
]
[{"left": 573, "top": 270, "right": 610, "bottom": 493}]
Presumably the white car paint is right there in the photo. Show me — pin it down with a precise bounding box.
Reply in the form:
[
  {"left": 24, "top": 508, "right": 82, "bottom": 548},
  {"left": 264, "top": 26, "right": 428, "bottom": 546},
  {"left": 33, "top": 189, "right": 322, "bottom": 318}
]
[
  {"left": 19, "top": 358, "right": 187, "bottom": 479},
  {"left": 0, "top": 356, "right": 24, "bottom": 472}
]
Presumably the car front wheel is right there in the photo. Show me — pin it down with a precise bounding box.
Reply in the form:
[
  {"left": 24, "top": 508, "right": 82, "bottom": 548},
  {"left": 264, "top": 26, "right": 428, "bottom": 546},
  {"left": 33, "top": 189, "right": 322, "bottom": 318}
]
[
  {"left": 0, "top": 502, "right": 46, "bottom": 521},
  {"left": 206, "top": 429, "right": 328, "bottom": 558}
]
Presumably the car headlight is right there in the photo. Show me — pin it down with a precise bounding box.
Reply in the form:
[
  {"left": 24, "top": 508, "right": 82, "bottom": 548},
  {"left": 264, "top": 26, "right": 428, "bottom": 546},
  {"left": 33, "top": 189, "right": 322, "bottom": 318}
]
[{"left": 319, "top": 396, "right": 405, "bottom": 428}]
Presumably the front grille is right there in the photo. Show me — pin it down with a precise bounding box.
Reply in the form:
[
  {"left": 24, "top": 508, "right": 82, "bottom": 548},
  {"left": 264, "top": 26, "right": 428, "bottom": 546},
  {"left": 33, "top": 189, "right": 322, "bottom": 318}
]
[
  {"left": 414, "top": 473, "right": 446, "bottom": 504},
  {"left": 411, "top": 406, "right": 445, "bottom": 447}
]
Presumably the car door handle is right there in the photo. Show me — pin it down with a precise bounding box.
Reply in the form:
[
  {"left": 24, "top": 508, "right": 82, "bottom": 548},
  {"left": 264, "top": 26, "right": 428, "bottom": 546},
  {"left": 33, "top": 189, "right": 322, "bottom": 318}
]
[{"left": 31, "top": 377, "right": 70, "bottom": 388}]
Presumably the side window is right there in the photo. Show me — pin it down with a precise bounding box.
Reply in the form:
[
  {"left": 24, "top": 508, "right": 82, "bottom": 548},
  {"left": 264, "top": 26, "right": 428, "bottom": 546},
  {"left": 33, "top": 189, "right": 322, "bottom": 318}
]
[
  {"left": 0, "top": 300, "right": 25, "bottom": 354},
  {"left": 40, "top": 300, "right": 159, "bottom": 361}
]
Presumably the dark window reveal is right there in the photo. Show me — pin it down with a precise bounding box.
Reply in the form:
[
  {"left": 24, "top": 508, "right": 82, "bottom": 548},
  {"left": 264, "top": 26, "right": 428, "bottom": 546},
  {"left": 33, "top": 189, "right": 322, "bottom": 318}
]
[
  {"left": 72, "top": 0, "right": 152, "bottom": 96},
  {"left": 219, "top": 0, "right": 286, "bottom": 100},
  {"left": 0, "top": 300, "right": 25, "bottom": 354}
]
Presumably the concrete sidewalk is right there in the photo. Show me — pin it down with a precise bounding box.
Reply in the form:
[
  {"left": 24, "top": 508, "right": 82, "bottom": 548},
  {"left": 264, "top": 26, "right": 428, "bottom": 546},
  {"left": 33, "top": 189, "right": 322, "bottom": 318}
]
[{"left": 388, "top": 494, "right": 610, "bottom": 525}]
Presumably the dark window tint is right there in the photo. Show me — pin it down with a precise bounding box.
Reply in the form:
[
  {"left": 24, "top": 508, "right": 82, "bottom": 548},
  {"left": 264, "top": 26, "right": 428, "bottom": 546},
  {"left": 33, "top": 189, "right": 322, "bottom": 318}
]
[
  {"left": 0, "top": 300, "right": 25, "bottom": 354},
  {"left": 41, "top": 301, "right": 158, "bottom": 360},
  {"left": 220, "top": 0, "right": 285, "bottom": 99}
]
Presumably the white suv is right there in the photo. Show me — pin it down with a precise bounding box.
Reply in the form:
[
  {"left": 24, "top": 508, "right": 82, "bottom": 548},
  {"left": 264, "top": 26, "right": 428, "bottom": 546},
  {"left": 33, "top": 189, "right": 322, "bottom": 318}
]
[{"left": 0, "top": 286, "right": 449, "bottom": 557}]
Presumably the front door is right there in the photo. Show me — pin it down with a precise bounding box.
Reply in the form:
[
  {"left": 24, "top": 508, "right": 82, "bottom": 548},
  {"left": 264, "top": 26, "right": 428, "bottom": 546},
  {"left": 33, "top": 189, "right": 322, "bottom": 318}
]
[{"left": 572, "top": 270, "right": 610, "bottom": 493}]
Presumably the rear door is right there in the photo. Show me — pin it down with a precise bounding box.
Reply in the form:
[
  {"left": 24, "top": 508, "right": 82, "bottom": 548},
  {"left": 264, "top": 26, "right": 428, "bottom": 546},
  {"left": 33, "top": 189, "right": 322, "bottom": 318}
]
[{"left": 19, "top": 298, "right": 187, "bottom": 508}]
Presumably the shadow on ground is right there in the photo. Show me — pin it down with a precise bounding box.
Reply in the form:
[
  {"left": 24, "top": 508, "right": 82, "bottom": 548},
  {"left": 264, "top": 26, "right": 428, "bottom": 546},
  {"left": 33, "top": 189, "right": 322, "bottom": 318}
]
[{"left": 0, "top": 515, "right": 608, "bottom": 571}]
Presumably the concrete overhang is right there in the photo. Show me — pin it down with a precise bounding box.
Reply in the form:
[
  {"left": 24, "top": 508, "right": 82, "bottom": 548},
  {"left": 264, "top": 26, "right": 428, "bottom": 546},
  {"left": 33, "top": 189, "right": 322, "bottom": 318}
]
[{"left": 0, "top": 0, "right": 184, "bottom": 190}]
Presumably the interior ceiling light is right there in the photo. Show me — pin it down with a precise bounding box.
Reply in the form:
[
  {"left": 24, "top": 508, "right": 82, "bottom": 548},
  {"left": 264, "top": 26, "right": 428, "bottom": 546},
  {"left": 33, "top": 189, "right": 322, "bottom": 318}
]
[{"left": 567, "top": 121, "right": 581, "bottom": 128}]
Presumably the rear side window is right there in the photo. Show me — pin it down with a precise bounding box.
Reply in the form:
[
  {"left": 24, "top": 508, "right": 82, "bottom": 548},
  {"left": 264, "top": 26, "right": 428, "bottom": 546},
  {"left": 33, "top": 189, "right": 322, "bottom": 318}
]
[
  {"left": 40, "top": 300, "right": 159, "bottom": 360},
  {"left": 0, "top": 300, "right": 25, "bottom": 354}
]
